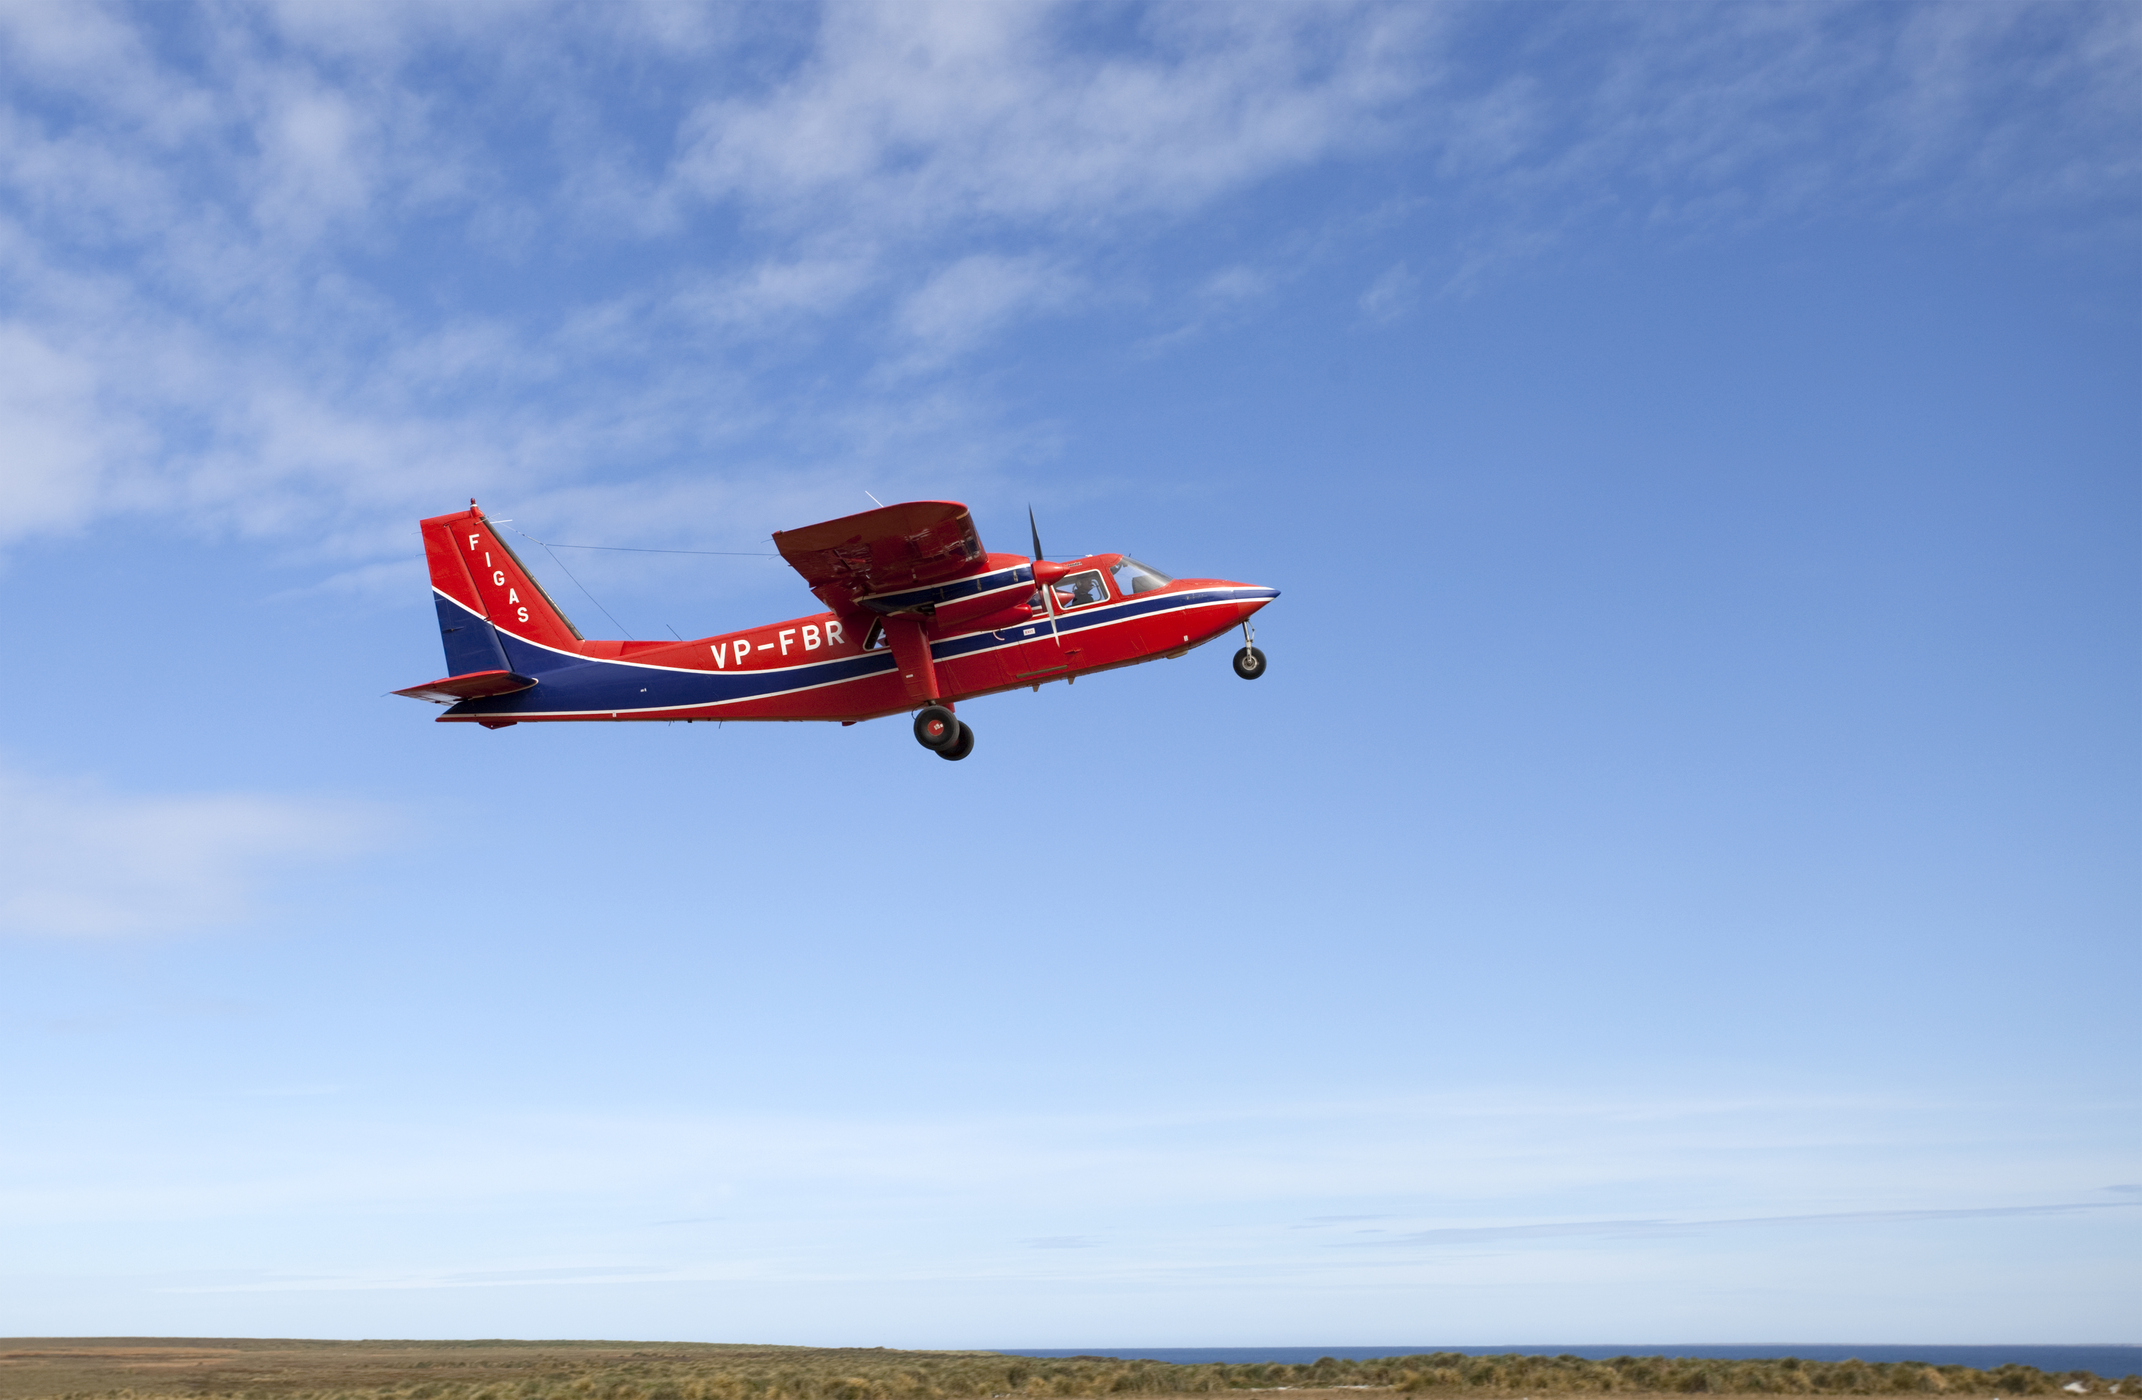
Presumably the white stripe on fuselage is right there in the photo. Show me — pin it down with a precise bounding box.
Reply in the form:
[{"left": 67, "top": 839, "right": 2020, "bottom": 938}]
[
  {"left": 438, "top": 585, "right": 1254, "bottom": 718},
  {"left": 858, "top": 565, "right": 1033, "bottom": 612},
  {"left": 432, "top": 590, "right": 866, "bottom": 677}
]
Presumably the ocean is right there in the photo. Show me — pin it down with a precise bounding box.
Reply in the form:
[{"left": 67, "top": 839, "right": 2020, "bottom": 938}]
[{"left": 1000, "top": 1346, "right": 2141, "bottom": 1378}]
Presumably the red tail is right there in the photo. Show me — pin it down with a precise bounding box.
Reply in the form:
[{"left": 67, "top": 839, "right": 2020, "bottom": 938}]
[{"left": 419, "top": 504, "right": 584, "bottom": 653}]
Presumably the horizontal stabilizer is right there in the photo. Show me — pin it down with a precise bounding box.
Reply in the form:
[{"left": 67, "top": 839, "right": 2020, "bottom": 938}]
[{"left": 393, "top": 670, "right": 538, "bottom": 705}]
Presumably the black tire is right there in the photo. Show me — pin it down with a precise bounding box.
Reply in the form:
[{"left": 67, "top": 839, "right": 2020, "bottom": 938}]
[
  {"left": 1232, "top": 645, "right": 1268, "bottom": 680},
  {"left": 936, "top": 721, "right": 975, "bottom": 761},
  {"left": 913, "top": 705, "right": 959, "bottom": 749}
]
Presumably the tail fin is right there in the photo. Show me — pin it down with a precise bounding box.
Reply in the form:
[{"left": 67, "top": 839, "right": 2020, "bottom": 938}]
[{"left": 419, "top": 504, "right": 585, "bottom": 667}]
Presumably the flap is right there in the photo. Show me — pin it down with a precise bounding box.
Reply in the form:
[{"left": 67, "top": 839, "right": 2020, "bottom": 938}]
[
  {"left": 772, "top": 501, "right": 986, "bottom": 615},
  {"left": 393, "top": 670, "right": 538, "bottom": 705}
]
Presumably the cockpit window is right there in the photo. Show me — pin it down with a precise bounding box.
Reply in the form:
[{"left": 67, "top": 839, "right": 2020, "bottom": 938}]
[
  {"left": 1052, "top": 569, "right": 1108, "bottom": 610},
  {"left": 1111, "top": 558, "right": 1172, "bottom": 596}
]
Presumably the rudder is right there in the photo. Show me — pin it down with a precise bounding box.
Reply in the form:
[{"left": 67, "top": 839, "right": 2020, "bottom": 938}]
[{"left": 418, "top": 503, "right": 586, "bottom": 664}]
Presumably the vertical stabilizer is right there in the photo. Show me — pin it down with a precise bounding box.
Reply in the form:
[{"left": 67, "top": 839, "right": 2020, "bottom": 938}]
[{"left": 418, "top": 505, "right": 585, "bottom": 667}]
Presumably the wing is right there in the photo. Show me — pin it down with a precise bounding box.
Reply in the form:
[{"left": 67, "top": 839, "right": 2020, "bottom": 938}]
[{"left": 772, "top": 500, "right": 987, "bottom": 616}]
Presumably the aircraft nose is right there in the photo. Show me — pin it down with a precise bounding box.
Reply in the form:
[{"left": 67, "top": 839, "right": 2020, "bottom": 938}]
[{"left": 1232, "top": 584, "right": 1279, "bottom": 622}]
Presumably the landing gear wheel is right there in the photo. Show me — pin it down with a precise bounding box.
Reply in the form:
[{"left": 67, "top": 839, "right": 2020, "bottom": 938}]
[
  {"left": 1232, "top": 645, "right": 1268, "bottom": 680},
  {"left": 936, "top": 721, "right": 975, "bottom": 761},
  {"left": 913, "top": 705, "right": 959, "bottom": 750}
]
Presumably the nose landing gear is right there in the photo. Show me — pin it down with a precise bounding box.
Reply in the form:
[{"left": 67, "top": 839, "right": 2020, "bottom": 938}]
[
  {"left": 1232, "top": 621, "right": 1267, "bottom": 680},
  {"left": 913, "top": 704, "right": 975, "bottom": 760}
]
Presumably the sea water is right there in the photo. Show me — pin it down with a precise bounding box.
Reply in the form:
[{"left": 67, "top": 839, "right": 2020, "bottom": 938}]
[{"left": 1001, "top": 1347, "right": 2141, "bottom": 1378}]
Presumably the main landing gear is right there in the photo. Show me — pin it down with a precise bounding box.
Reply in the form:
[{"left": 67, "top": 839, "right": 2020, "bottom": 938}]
[
  {"left": 1232, "top": 620, "right": 1268, "bottom": 680},
  {"left": 913, "top": 704, "right": 975, "bottom": 761}
]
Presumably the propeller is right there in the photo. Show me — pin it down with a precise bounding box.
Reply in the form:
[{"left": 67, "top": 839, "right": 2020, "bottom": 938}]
[{"left": 1028, "top": 504, "right": 1063, "bottom": 651}]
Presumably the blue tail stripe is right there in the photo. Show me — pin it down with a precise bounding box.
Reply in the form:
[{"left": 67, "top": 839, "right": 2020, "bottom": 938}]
[{"left": 435, "top": 596, "right": 510, "bottom": 676}]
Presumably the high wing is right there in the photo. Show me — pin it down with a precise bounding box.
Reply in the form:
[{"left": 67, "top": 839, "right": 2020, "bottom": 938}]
[{"left": 772, "top": 500, "right": 989, "bottom": 618}]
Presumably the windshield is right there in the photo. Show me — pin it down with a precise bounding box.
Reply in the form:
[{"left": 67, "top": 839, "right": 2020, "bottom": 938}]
[{"left": 1111, "top": 558, "right": 1172, "bottom": 596}]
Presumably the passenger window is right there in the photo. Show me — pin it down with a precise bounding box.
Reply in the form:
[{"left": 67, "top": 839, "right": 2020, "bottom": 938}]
[{"left": 1051, "top": 569, "right": 1108, "bottom": 610}]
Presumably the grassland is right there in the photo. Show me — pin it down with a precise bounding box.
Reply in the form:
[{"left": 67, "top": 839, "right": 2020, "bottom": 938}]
[{"left": 1, "top": 1340, "right": 2133, "bottom": 1400}]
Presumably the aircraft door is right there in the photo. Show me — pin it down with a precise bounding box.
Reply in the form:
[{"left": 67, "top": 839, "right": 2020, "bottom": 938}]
[
  {"left": 1006, "top": 586, "right": 1066, "bottom": 683},
  {"left": 1012, "top": 568, "right": 1106, "bottom": 680}
]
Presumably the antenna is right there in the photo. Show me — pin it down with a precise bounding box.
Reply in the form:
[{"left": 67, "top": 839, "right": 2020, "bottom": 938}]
[{"left": 864, "top": 491, "right": 886, "bottom": 508}]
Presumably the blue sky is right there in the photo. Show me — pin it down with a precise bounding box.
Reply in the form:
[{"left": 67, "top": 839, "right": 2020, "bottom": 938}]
[{"left": 1, "top": 0, "right": 2136, "bottom": 1347}]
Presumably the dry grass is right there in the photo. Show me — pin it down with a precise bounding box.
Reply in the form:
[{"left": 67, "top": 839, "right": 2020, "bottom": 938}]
[{"left": 0, "top": 1341, "right": 2132, "bottom": 1400}]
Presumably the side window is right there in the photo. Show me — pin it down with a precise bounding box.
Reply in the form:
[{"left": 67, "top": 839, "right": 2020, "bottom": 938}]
[{"left": 1052, "top": 569, "right": 1108, "bottom": 610}]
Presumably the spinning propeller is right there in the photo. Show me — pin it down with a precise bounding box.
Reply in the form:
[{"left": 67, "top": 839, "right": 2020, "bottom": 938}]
[{"left": 1029, "top": 503, "right": 1064, "bottom": 650}]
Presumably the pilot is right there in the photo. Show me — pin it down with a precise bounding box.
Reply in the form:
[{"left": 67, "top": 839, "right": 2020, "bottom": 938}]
[{"left": 1068, "top": 576, "right": 1098, "bottom": 607}]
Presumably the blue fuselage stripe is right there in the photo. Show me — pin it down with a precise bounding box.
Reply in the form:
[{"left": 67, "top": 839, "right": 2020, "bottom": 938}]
[
  {"left": 861, "top": 565, "right": 1034, "bottom": 614},
  {"left": 441, "top": 585, "right": 1267, "bottom": 717}
]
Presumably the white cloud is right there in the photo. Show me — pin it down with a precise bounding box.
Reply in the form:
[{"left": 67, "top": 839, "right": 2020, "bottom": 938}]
[
  {"left": 894, "top": 252, "right": 1077, "bottom": 367},
  {"left": 247, "top": 80, "right": 377, "bottom": 241},
  {"left": 671, "top": 251, "right": 880, "bottom": 333},
  {"left": 0, "top": 0, "right": 2130, "bottom": 567},
  {"left": 672, "top": 0, "right": 1430, "bottom": 234},
  {"left": 1463, "top": 3, "right": 2141, "bottom": 234},
  {"left": 0, "top": 323, "right": 138, "bottom": 540},
  {"left": 0, "top": 1082, "right": 2130, "bottom": 1339},
  {"left": 5, "top": 1087, "right": 2130, "bottom": 1277},
  {"left": 1200, "top": 264, "right": 1272, "bottom": 305},
  {"left": 0, "top": 762, "right": 381, "bottom": 936},
  {"left": 1357, "top": 260, "right": 1418, "bottom": 322}
]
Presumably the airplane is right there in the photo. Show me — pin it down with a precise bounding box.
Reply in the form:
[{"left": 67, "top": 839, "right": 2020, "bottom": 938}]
[{"left": 394, "top": 498, "right": 1279, "bottom": 759}]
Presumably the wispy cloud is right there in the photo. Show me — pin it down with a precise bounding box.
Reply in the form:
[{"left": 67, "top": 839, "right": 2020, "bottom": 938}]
[
  {"left": 1362, "top": 1200, "right": 2141, "bottom": 1248},
  {"left": 892, "top": 253, "right": 1080, "bottom": 370},
  {"left": 0, "top": 0, "right": 2130, "bottom": 567},
  {"left": 168, "top": 1264, "right": 683, "bottom": 1295},
  {"left": 6, "top": 1089, "right": 2132, "bottom": 1312},
  {"left": 668, "top": 1, "right": 1428, "bottom": 235},
  {"left": 0, "top": 761, "right": 382, "bottom": 936},
  {"left": 1357, "top": 261, "right": 1418, "bottom": 322}
]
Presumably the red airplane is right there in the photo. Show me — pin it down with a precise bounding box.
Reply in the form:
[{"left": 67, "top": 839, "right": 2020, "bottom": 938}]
[{"left": 395, "top": 499, "right": 1278, "bottom": 759}]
